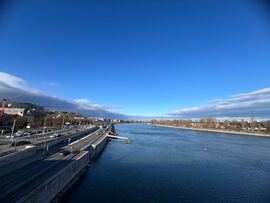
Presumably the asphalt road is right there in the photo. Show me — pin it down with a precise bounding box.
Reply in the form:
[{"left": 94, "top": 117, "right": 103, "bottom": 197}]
[
  {"left": 0, "top": 126, "right": 93, "bottom": 157},
  {"left": 0, "top": 126, "right": 106, "bottom": 202}
]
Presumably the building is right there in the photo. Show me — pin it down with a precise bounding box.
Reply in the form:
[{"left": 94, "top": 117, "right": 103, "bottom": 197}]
[{"left": 4, "top": 108, "right": 25, "bottom": 117}]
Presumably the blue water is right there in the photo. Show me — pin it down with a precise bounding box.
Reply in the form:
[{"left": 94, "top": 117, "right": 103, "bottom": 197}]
[{"left": 64, "top": 124, "right": 270, "bottom": 203}]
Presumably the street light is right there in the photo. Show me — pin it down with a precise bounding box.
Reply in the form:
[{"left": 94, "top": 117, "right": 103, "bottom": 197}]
[
  {"left": 61, "top": 116, "right": 65, "bottom": 129},
  {"left": 43, "top": 116, "right": 47, "bottom": 156},
  {"left": 11, "top": 119, "right": 16, "bottom": 150},
  {"left": 43, "top": 116, "right": 47, "bottom": 134}
]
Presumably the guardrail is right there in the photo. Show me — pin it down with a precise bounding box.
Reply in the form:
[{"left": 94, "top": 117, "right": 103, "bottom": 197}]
[{"left": 65, "top": 129, "right": 103, "bottom": 152}]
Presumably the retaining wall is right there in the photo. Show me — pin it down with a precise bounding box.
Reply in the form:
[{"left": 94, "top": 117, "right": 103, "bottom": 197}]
[
  {"left": 90, "top": 134, "right": 108, "bottom": 160},
  {"left": 17, "top": 151, "right": 89, "bottom": 203}
]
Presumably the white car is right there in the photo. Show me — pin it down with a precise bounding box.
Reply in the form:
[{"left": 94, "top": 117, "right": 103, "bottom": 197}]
[
  {"left": 50, "top": 133, "right": 59, "bottom": 138},
  {"left": 15, "top": 131, "right": 24, "bottom": 137}
]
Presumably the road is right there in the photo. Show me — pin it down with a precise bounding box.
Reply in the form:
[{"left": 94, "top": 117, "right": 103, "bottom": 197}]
[
  {"left": 0, "top": 126, "right": 92, "bottom": 157},
  {"left": 0, "top": 126, "right": 107, "bottom": 202}
]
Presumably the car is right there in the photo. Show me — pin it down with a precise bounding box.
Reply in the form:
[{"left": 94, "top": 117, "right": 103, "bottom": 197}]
[
  {"left": 49, "top": 132, "right": 58, "bottom": 138},
  {"left": 15, "top": 131, "right": 24, "bottom": 137},
  {"left": 23, "top": 132, "right": 31, "bottom": 137},
  {"left": 10, "top": 140, "right": 31, "bottom": 147},
  {"left": 61, "top": 150, "right": 71, "bottom": 156}
]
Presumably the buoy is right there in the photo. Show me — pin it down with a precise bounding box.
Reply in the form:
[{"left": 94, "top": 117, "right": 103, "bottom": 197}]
[{"left": 203, "top": 147, "right": 208, "bottom": 152}]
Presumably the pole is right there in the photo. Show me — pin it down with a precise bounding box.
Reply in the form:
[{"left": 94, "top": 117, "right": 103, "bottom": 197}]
[
  {"left": 11, "top": 119, "right": 16, "bottom": 150},
  {"left": 61, "top": 116, "right": 65, "bottom": 129},
  {"left": 43, "top": 116, "right": 47, "bottom": 155},
  {"left": 43, "top": 116, "right": 47, "bottom": 134},
  {"left": 11, "top": 119, "right": 16, "bottom": 137}
]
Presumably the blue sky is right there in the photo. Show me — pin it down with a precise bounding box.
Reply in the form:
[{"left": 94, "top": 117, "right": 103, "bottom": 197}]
[{"left": 1, "top": 0, "right": 270, "bottom": 118}]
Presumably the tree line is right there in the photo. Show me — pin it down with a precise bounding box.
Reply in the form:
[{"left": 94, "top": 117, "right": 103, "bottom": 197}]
[{"left": 150, "top": 118, "right": 270, "bottom": 133}]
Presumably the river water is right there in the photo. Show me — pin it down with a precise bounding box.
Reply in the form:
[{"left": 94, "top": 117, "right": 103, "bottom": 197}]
[{"left": 63, "top": 124, "right": 270, "bottom": 203}]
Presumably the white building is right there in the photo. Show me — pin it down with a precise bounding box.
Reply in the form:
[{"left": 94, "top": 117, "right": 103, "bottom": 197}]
[{"left": 4, "top": 108, "right": 25, "bottom": 117}]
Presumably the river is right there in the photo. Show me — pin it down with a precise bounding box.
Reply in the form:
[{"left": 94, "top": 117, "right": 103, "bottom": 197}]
[{"left": 63, "top": 123, "right": 270, "bottom": 203}]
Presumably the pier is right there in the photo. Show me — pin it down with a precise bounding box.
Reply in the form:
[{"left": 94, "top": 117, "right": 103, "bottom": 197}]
[{"left": 107, "top": 135, "right": 132, "bottom": 144}]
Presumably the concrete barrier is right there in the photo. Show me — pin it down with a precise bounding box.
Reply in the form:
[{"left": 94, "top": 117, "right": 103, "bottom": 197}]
[
  {"left": 17, "top": 151, "right": 89, "bottom": 203},
  {"left": 90, "top": 133, "right": 108, "bottom": 160},
  {"left": 66, "top": 129, "right": 102, "bottom": 152}
]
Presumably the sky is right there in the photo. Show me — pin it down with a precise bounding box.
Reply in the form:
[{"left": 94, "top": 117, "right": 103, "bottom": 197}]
[{"left": 0, "top": 0, "right": 270, "bottom": 119}]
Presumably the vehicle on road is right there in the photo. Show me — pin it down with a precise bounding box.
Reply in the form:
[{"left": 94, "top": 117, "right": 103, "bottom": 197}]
[
  {"left": 61, "top": 150, "right": 71, "bottom": 156},
  {"left": 49, "top": 133, "right": 59, "bottom": 138},
  {"left": 23, "top": 132, "right": 31, "bottom": 137},
  {"left": 15, "top": 131, "right": 24, "bottom": 137},
  {"left": 10, "top": 140, "right": 31, "bottom": 147}
]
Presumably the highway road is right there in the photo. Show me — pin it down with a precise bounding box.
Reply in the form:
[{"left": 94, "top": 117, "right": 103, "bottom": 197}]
[
  {"left": 0, "top": 126, "right": 93, "bottom": 157},
  {"left": 0, "top": 126, "right": 107, "bottom": 202}
]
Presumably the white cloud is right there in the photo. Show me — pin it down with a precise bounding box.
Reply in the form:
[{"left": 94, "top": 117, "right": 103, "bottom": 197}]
[
  {"left": 0, "top": 72, "right": 40, "bottom": 94},
  {"left": 168, "top": 87, "right": 270, "bottom": 119},
  {"left": 74, "top": 99, "right": 101, "bottom": 110},
  {"left": 0, "top": 72, "right": 127, "bottom": 119},
  {"left": 2, "top": 72, "right": 269, "bottom": 120}
]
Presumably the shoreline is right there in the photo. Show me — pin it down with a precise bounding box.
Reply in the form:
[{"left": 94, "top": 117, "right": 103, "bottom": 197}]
[{"left": 148, "top": 124, "right": 270, "bottom": 138}]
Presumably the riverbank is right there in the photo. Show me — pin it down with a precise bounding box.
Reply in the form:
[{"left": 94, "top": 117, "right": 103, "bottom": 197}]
[{"left": 149, "top": 124, "right": 270, "bottom": 138}]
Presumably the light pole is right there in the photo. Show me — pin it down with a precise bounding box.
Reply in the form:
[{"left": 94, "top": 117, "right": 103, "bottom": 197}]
[
  {"left": 43, "top": 116, "right": 47, "bottom": 134},
  {"left": 11, "top": 119, "right": 16, "bottom": 150},
  {"left": 61, "top": 116, "right": 65, "bottom": 129},
  {"left": 43, "top": 116, "right": 47, "bottom": 155}
]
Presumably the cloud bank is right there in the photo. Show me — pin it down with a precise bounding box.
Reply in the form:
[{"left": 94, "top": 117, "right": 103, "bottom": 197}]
[
  {"left": 1, "top": 72, "right": 269, "bottom": 120},
  {"left": 0, "top": 72, "right": 127, "bottom": 119},
  {"left": 168, "top": 88, "right": 270, "bottom": 119}
]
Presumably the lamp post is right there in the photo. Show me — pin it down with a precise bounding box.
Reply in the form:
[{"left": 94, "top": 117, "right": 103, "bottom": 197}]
[
  {"left": 61, "top": 116, "right": 65, "bottom": 129},
  {"left": 43, "top": 116, "right": 47, "bottom": 156},
  {"left": 11, "top": 119, "right": 16, "bottom": 150},
  {"left": 43, "top": 116, "right": 47, "bottom": 134}
]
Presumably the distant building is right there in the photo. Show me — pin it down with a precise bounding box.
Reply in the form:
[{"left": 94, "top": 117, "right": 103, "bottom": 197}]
[{"left": 4, "top": 108, "right": 25, "bottom": 117}]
